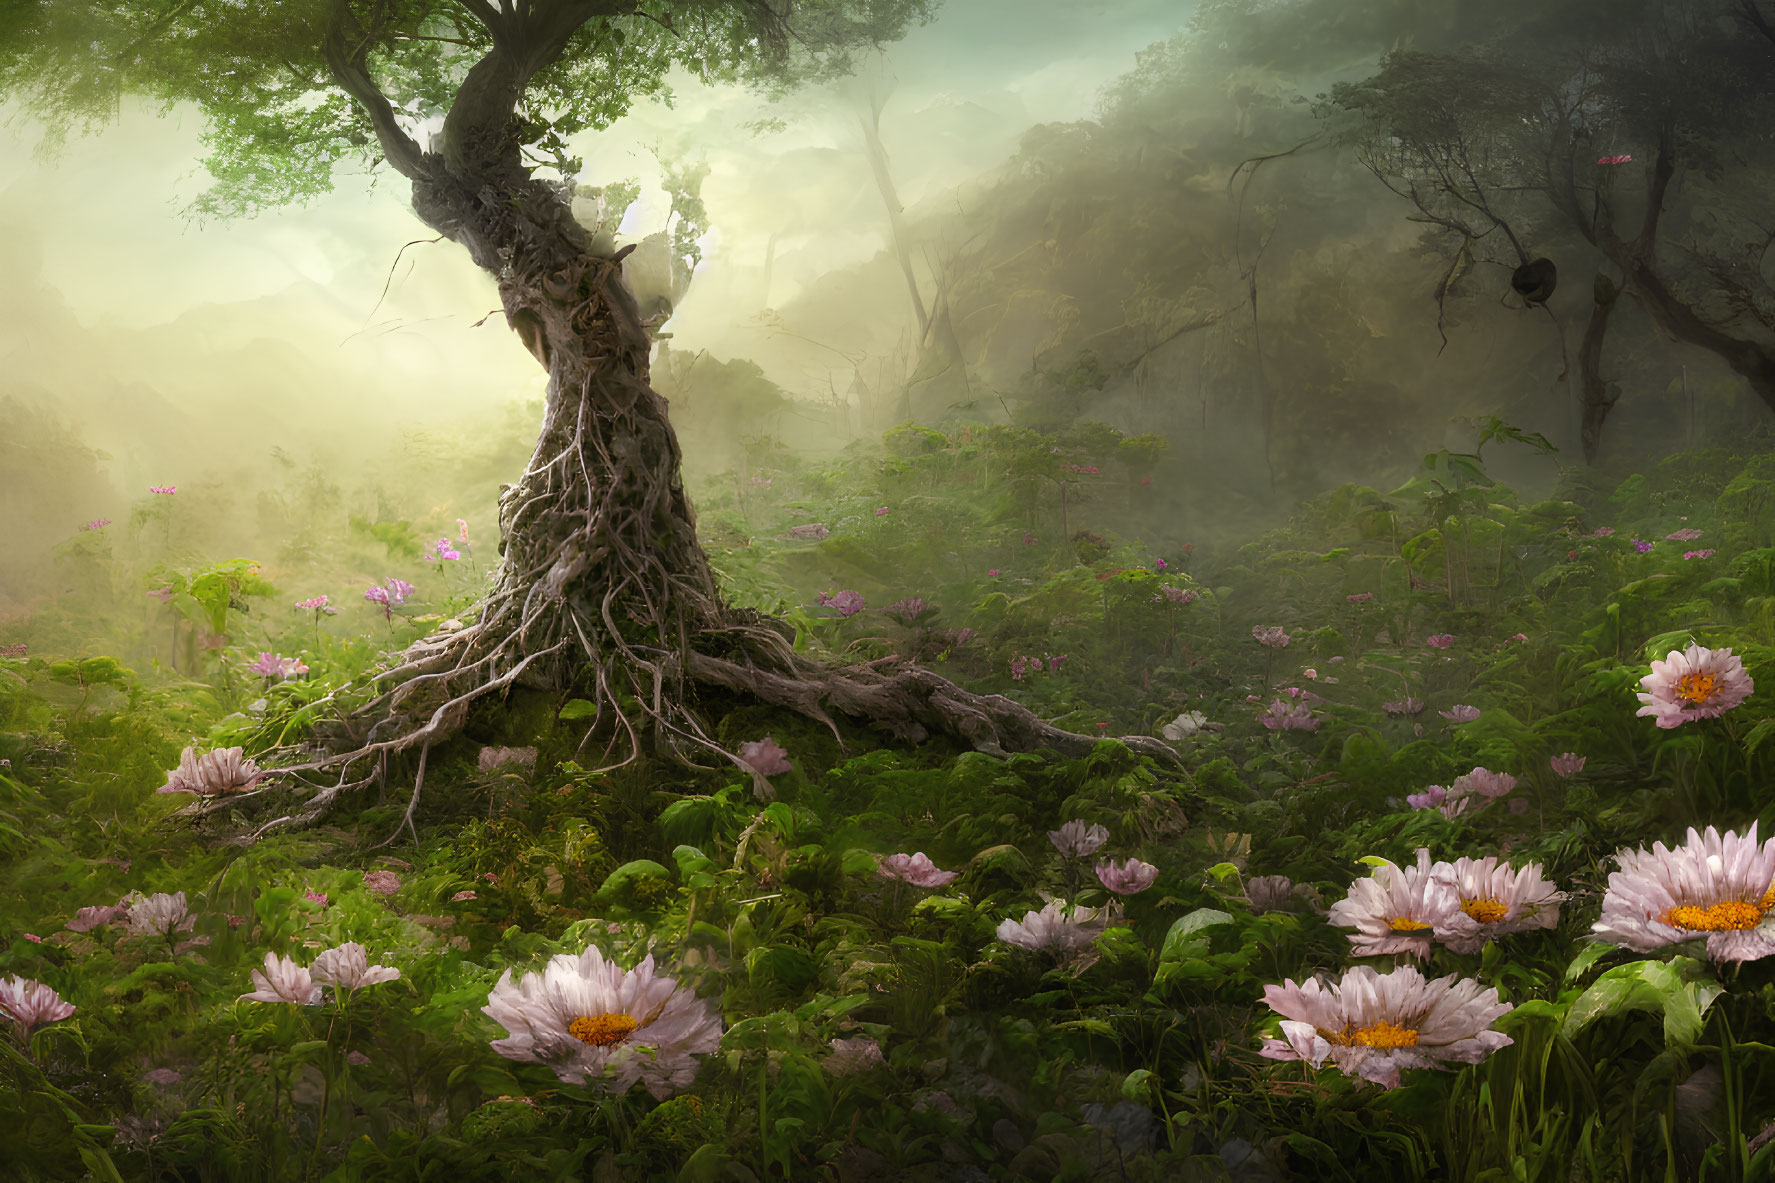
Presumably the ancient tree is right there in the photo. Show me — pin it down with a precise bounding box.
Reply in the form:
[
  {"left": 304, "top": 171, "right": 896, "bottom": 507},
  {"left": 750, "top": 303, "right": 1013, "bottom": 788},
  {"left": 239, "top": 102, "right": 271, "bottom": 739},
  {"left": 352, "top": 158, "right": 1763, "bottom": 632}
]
[{"left": 1, "top": 0, "right": 1180, "bottom": 831}]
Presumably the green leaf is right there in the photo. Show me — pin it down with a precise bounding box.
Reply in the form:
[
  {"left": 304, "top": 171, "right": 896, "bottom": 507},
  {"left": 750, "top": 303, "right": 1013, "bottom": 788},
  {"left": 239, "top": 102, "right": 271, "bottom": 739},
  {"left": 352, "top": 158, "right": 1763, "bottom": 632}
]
[
  {"left": 1121, "top": 1068, "right": 1156, "bottom": 1101},
  {"left": 1563, "top": 942, "right": 1613, "bottom": 983},
  {"left": 1562, "top": 956, "right": 1722, "bottom": 1045},
  {"left": 558, "top": 699, "right": 598, "bottom": 720},
  {"left": 1158, "top": 908, "right": 1234, "bottom": 962}
]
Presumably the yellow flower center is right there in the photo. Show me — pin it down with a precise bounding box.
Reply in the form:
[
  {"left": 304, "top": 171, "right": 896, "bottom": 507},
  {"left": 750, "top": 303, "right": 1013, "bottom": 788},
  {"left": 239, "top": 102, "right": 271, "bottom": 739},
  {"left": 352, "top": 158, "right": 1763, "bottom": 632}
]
[
  {"left": 567, "top": 1013, "right": 638, "bottom": 1046},
  {"left": 1320, "top": 1021, "right": 1421, "bottom": 1048},
  {"left": 1674, "top": 671, "right": 1720, "bottom": 705},
  {"left": 1461, "top": 898, "right": 1509, "bottom": 924},
  {"left": 1662, "top": 899, "right": 1767, "bottom": 932},
  {"left": 1387, "top": 916, "right": 1432, "bottom": 932}
]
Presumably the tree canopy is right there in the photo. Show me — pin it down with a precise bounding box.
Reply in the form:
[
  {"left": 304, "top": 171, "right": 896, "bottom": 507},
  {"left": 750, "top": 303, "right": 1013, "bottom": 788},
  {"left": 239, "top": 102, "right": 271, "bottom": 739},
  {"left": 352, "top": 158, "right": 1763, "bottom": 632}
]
[{"left": 0, "top": 0, "right": 936, "bottom": 219}]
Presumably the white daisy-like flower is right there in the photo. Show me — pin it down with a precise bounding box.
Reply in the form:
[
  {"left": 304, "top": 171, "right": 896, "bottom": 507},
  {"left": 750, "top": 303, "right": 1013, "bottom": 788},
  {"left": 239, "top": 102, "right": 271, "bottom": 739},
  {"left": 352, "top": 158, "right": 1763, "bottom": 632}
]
[
  {"left": 1635, "top": 644, "right": 1753, "bottom": 729},
  {"left": 125, "top": 891, "right": 194, "bottom": 938},
  {"left": 1048, "top": 820, "right": 1109, "bottom": 858},
  {"left": 1161, "top": 711, "right": 1208, "bottom": 741},
  {"left": 156, "top": 746, "right": 264, "bottom": 796},
  {"left": 239, "top": 952, "right": 324, "bottom": 1005},
  {"left": 1327, "top": 850, "right": 1461, "bottom": 960},
  {"left": 482, "top": 946, "right": 722, "bottom": 1099},
  {"left": 1258, "top": 964, "right": 1513, "bottom": 1088},
  {"left": 1432, "top": 857, "right": 1562, "bottom": 954},
  {"left": 995, "top": 899, "right": 1114, "bottom": 959},
  {"left": 309, "top": 943, "right": 401, "bottom": 993},
  {"left": 1591, "top": 824, "right": 1775, "bottom": 964},
  {"left": 0, "top": 975, "right": 77, "bottom": 1033}
]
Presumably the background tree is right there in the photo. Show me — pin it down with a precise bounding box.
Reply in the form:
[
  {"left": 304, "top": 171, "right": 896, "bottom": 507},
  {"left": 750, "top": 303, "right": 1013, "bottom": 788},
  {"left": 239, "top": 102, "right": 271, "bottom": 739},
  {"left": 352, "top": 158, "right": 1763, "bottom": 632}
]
[
  {"left": 0, "top": 0, "right": 1177, "bottom": 832},
  {"left": 1323, "top": 0, "right": 1775, "bottom": 461}
]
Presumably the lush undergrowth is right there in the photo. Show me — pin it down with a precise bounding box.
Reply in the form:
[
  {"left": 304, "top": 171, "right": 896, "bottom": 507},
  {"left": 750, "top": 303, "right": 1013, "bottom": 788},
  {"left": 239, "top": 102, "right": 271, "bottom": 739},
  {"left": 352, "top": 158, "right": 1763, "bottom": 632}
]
[{"left": 4, "top": 421, "right": 1775, "bottom": 1182}]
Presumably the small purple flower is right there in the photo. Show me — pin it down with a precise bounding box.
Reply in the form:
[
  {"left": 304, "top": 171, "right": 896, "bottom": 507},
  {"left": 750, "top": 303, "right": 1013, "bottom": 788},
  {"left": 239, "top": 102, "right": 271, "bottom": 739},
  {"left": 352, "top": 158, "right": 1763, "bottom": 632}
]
[
  {"left": 885, "top": 597, "right": 929, "bottom": 625},
  {"left": 365, "top": 585, "right": 392, "bottom": 620},
  {"left": 385, "top": 578, "right": 415, "bottom": 605},
  {"left": 1252, "top": 625, "right": 1291, "bottom": 648},
  {"left": 875, "top": 506, "right": 890, "bottom": 516},
  {"left": 739, "top": 735, "right": 792, "bottom": 777},
  {"left": 1426, "top": 634, "right": 1455, "bottom": 649},
  {"left": 1155, "top": 559, "right": 1168, "bottom": 570},
  {"left": 1048, "top": 654, "right": 1066, "bottom": 672},
  {"left": 877, "top": 853, "right": 960, "bottom": 888},
  {"left": 1632, "top": 539, "right": 1654, "bottom": 554},
  {"left": 1406, "top": 785, "right": 1447, "bottom": 811},
  {"left": 1550, "top": 753, "right": 1586, "bottom": 778},
  {"left": 1095, "top": 858, "right": 1159, "bottom": 895},
  {"left": 432, "top": 538, "right": 461, "bottom": 561},
  {"left": 1260, "top": 699, "right": 1319, "bottom": 731},
  {"left": 817, "top": 589, "right": 866, "bottom": 617}
]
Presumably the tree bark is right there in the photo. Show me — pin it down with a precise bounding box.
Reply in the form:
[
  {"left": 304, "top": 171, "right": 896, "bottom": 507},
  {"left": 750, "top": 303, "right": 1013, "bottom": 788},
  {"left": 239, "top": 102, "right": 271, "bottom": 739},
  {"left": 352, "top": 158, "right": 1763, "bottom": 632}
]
[{"left": 1577, "top": 271, "right": 1622, "bottom": 465}]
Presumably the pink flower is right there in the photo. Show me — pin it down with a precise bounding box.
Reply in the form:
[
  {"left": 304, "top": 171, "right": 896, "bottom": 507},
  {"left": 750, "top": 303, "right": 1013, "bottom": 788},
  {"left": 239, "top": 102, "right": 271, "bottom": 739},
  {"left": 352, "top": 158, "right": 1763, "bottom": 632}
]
[
  {"left": 385, "top": 578, "right": 415, "bottom": 605},
  {"left": 1438, "top": 705, "right": 1481, "bottom": 724},
  {"left": 1155, "top": 559, "right": 1168, "bottom": 570},
  {"left": 1510, "top": 633, "right": 1528, "bottom": 643},
  {"left": 1252, "top": 625, "right": 1291, "bottom": 648},
  {"left": 457, "top": 518, "right": 470, "bottom": 542},
  {"left": 295, "top": 595, "right": 330, "bottom": 611},
  {"left": 1406, "top": 785, "right": 1448, "bottom": 813},
  {"left": 1346, "top": 592, "right": 1374, "bottom": 603},
  {"left": 1550, "top": 752, "right": 1586, "bottom": 778},
  {"left": 1049, "top": 820, "right": 1109, "bottom": 858},
  {"left": 739, "top": 735, "right": 792, "bottom": 777},
  {"left": 1159, "top": 586, "right": 1198, "bottom": 606},
  {"left": 1303, "top": 668, "right": 1317, "bottom": 679},
  {"left": 21, "top": 933, "right": 41, "bottom": 943},
  {"left": 66, "top": 903, "right": 129, "bottom": 932},
  {"left": 149, "top": 485, "right": 176, "bottom": 495},
  {"left": 0, "top": 976, "right": 76, "bottom": 1033},
  {"left": 1591, "top": 526, "right": 1616, "bottom": 538},
  {"left": 877, "top": 853, "right": 960, "bottom": 888},
  {"left": 83, "top": 519, "right": 110, "bottom": 531},
  {"left": 1666, "top": 528, "right": 1703, "bottom": 542},
  {"left": 158, "top": 747, "right": 264, "bottom": 796},
  {"left": 996, "top": 899, "right": 1115, "bottom": 959},
  {"left": 1095, "top": 858, "right": 1159, "bottom": 895},
  {"left": 885, "top": 597, "right": 929, "bottom": 625},
  {"left": 875, "top": 506, "right": 889, "bottom": 516},
  {"left": 249, "top": 652, "right": 308, "bottom": 680},
  {"left": 239, "top": 952, "right": 324, "bottom": 1005},
  {"left": 1635, "top": 644, "right": 1753, "bottom": 728},
  {"left": 1632, "top": 538, "right": 1654, "bottom": 553},
  {"left": 1328, "top": 850, "right": 1461, "bottom": 960},
  {"left": 0, "top": 642, "right": 25, "bottom": 658},
  {"left": 987, "top": 569, "right": 1000, "bottom": 577},
  {"left": 1425, "top": 634, "right": 1455, "bottom": 649},
  {"left": 1592, "top": 824, "right": 1775, "bottom": 964},
  {"left": 816, "top": 589, "right": 865, "bottom": 617},
  {"left": 1684, "top": 550, "right": 1717, "bottom": 560},
  {"left": 363, "top": 871, "right": 403, "bottom": 897},
  {"left": 309, "top": 942, "right": 401, "bottom": 992},
  {"left": 1260, "top": 699, "right": 1319, "bottom": 731},
  {"left": 304, "top": 890, "right": 329, "bottom": 908},
  {"left": 1431, "top": 857, "right": 1562, "bottom": 953},
  {"left": 433, "top": 538, "right": 462, "bottom": 561},
  {"left": 1258, "top": 965, "right": 1512, "bottom": 1088}
]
